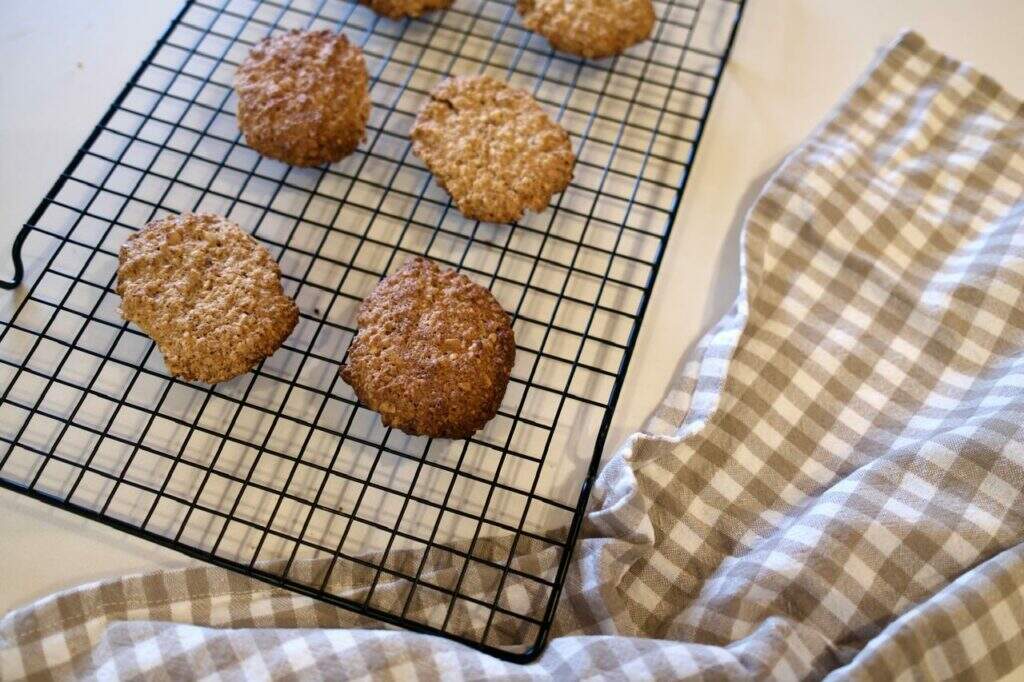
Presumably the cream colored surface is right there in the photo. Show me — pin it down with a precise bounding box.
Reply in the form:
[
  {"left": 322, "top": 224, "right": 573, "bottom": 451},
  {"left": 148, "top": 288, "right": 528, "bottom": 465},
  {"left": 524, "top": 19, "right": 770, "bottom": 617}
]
[{"left": 1, "top": 0, "right": 1023, "bottom": 619}]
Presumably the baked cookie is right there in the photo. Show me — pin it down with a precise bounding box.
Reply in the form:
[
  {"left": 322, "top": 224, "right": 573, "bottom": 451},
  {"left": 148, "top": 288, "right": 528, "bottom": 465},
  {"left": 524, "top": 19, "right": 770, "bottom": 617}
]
[
  {"left": 410, "top": 75, "right": 575, "bottom": 223},
  {"left": 116, "top": 213, "right": 298, "bottom": 384},
  {"left": 516, "top": 0, "right": 656, "bottom": 58},
  {"left": 234, "top": 29, "right": 370, "bottom": 167},
  {"left": 340, "top": 257, "right": 516, "bottom": 438},
  {"left": 360, "top": 0, "right": 453, "bottom": 19}
]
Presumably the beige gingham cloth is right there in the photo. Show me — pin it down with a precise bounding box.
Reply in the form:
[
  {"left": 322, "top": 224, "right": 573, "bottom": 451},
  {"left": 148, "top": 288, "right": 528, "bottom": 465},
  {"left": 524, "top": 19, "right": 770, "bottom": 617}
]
[{"left": 4, "top": 30, "right": 1024, "bottom": 681}]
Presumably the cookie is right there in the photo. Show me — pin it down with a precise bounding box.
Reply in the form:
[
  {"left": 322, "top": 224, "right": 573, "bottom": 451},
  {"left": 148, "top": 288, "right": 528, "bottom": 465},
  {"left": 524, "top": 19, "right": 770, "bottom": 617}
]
[
  {"left": 234, "top": 29, "right": 370, "bottom": 167},
  {"left": 340, "top": 257, "right": 516, "bottom": 438},
  {"left": 360, "top": 0, "right": 453, "bottom": 19},
  {"left": 116, "top": 213, "right": 299, "bottom": 384},
  {"left": 516, "top": 0, "right": 656, "bottom": 58},
  {"left": 410, "top": 75, "right": 575, "bottom": 223}
]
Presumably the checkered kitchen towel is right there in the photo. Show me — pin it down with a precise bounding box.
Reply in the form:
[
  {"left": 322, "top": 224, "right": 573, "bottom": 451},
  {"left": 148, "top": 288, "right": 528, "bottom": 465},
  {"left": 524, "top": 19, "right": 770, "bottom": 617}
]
[{"left": 3, "top": 30, "right": 1024, "bottom": 681}]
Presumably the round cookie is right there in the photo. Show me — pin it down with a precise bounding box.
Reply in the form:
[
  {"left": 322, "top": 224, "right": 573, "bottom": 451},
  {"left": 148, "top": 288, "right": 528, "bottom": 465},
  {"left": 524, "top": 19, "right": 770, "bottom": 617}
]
[
  {"left": 116, "top": 213, "right": 299, "bottom": 384},
  {"left": 340, "top": 257, "right": 516, "bottom": 439},
  {"left": 360, "top": 0, "right": 453, "bottom": 19},
  {"left": 234, "top": 29, "right": 370, "bottom": 167},
  {"left": 410, "top": 75, "right": 575, "bottom": 224},
  {"left": 516, "top": 0, "right": 656, "bottom": 59}
]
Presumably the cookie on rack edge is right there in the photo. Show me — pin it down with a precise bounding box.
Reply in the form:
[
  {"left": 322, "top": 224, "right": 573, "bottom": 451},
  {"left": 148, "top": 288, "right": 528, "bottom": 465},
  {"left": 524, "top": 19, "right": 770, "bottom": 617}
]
[
  {"left": 410, "top": 74, "right": 575, "bottom": 224},
  {"left": 116, "top": 213, "right": 298, "bottom": 384},
  {"left": 516, "top": 0, "right": 656, "bottom": 59},
  {"left": 234, "top": 29, "right": 370, "bottom": 167},
  {"left": 340, "top": 257, "right": 516, "bottom": 439}
]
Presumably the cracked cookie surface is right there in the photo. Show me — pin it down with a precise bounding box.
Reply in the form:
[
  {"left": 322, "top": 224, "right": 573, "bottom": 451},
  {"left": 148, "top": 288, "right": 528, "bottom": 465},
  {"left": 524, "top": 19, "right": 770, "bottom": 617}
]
[
  {"left": 340, "top": 257, "right": 516, "bottom": 439},
  {"left": 234, "top": 29, "right": 370, "bottom": 167},
  {"left": 517, "top": 0, "right": 656, "bottom": 58},
  {"left": 116, "top": 213, "right": 298, "bottom": 384},
  {"left": 410, "top": 75, "right": 575, "bottom": 223}
]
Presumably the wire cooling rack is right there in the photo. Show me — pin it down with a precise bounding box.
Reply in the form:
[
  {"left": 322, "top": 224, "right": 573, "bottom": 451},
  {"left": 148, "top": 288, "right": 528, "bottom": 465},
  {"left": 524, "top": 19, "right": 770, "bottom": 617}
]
[{"left": 0, "top": 0, "right": 744, "bottom": 661}]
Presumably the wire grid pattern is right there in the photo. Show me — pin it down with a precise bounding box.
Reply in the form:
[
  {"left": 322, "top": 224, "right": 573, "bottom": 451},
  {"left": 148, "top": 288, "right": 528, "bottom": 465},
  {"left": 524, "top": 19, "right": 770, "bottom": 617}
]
[{"left": 0, "top": 0, "right": 742, "bottom": 659}]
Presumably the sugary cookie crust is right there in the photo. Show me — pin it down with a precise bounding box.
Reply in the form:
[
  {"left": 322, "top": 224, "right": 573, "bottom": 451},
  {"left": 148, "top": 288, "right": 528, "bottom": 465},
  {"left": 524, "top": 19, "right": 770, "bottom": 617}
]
[
  {"left": 234, "top": 29, "right": 370, "bottom": 167},
  {"left": 340, "top": 257, "right": 516, "bottom": 438},
  {"left": 116, "top": 213, "right": 298, "bottom": 384},
  {"left": 410, "top": 75, "right": 575, "bottom": 224},
  {"left": 360, "top": 0, "right": 454, "bottom": 19},
  {"left": 517, "top": 0, "right": 656, "bottom": 58}
]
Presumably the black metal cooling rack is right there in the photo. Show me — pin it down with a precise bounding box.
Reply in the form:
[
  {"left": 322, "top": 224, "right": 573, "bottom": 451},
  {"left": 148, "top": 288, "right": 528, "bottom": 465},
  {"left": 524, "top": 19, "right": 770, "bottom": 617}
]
[{"left": 0, "top": 0, "right": 744, "bottom": 661}]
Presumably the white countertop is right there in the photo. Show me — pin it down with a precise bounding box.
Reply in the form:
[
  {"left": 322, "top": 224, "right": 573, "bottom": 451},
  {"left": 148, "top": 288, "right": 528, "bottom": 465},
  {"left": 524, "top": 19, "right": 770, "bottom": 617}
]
[{"left": 2, "top": 0, "right": 1023, "bottom": 619}]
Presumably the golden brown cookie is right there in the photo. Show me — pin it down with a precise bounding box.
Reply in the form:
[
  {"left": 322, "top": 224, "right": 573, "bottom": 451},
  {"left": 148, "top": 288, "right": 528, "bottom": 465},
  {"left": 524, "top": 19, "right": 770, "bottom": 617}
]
[
  {"left": 360, "top": 0, "right": 453, "bottom": 19},
  {"left": 410, "top": 75, "right": 575, "bottom": 223},
  {"left": 234, "top": 30, "right": 370, "bottom": 167},
  {"left": 116, "top": 213, "right": 299, "bottom": 384},
  {"left": 516, "top": 0, "right": 656, "bottom": 58},
  {"left": 340, "top": 257, "right": 516, "bottom": 438}
]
